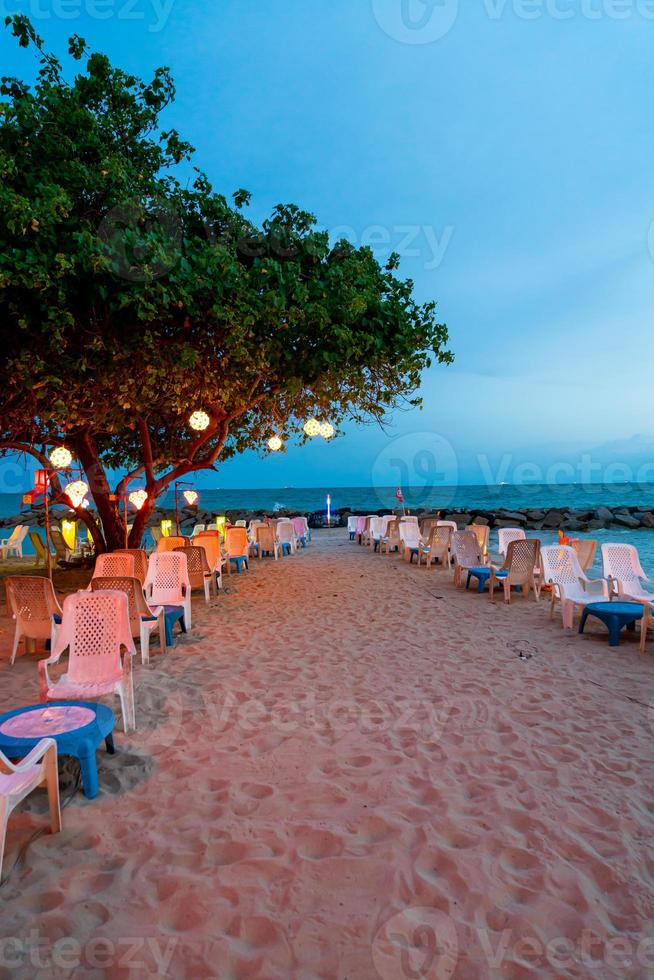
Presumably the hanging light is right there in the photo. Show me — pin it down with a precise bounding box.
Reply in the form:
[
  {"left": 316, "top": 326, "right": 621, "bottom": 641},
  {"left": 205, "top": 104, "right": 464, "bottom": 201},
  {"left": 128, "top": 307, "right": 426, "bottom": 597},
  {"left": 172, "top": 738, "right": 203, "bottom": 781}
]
[
  {"left": 64, "top": 480, "right": 88, "bottom": 508},
  {"left": 189, "top": 410, "right": 210, "bottom": 431},
  {"left": 183, "top": 489, "right": 199, "bottom": 506},
  {"left": 128, "top": 488, "right": 148, "bottom": 511},
  {"left": 61, "top": 520, "right": 77, "bottom": 551},
  {"left": 319, "top": 422, "right": 334, "bottom": 440},
  {"left": 49, "top": 446, "right": 72, "bottom": 469},
  {"left": 161, "top": 519, "right": 173, "bottom": 537},
  {"left": 303, "top": 418, "right": 321, "bottom": 438},
  {"left": 267, "top": 435, "right": 283, "bottom": 452}
]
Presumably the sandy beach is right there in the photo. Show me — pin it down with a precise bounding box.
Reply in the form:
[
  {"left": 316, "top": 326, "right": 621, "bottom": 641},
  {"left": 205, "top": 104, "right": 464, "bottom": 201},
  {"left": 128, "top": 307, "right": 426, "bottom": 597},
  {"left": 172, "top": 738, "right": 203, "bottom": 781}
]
[{"left": 1, "top": 531, "right": 654, "bottom": 978}]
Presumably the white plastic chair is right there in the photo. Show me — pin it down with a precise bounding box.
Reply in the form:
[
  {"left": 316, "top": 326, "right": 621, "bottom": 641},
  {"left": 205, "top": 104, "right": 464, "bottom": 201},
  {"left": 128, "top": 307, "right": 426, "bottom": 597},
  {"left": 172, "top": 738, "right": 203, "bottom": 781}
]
[
  {"left": 1, "top": 526, "right": 28, "bottom": 560},
  {"left": 255, "top": 525, "right": 281, "bottom": 560},
  {"left": 497, "top": 528, "right": 526, "bottom": 557},
  {"left": 369, "top": 517, "right": 384, "bottom": 551},
  {"left": 437, "top": 520, "right": 458, "bottom": 537},
  {"left": 5, "top": 576, "right": 63, "bottom": 665},
  {"left": 92, "top": 552, "right": 135, "bottom": 580},
  {"left": 540, "top": 545, "right": 609, "bottom": 629},
  {"left": 91, "top": 576, "right": 166, "bottom": 665},
  {"left": 451, "top": 530, "right": 484, "bottom": 587},
  {"left": 0, "top": 738, "right": 61, "bottom": 879},
  {"left": 276, "top": 520, "right": 297, "bottom": 555},
  {"left": 601, "top": 543, "right": 653, "bottom": 601},
  {"left": 291, "top": 516, "right": 309, "bottom": 546},
  {"left": 347, "top": 516, "right": 358, "bottom": 540},
  {"left": 145, "top": 551, "right": 192, "bottom": 629},
  {"left": 38, "top": 591, "right": 137, "bottom": 732},
  {"left": 191, "top": 524, "right": 206, "bottom": 537},
  {"left": 206, "top": 523, "right": 219, "bottom": 532},
  {"left": 399, "top": 521, "right": 423, "bottom": 562}
]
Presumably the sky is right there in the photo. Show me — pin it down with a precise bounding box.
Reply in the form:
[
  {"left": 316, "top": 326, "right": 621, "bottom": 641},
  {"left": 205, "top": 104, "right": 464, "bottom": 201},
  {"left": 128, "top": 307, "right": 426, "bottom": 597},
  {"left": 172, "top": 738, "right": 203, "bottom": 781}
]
[{"left": 2, "top": 0, "right": 654, "bottom": 490}]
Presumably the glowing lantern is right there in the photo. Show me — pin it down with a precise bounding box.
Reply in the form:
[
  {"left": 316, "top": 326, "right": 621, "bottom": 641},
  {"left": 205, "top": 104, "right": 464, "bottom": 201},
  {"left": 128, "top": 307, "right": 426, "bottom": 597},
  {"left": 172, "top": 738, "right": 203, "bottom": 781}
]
[
  {"left": 161, "top": 519, "right": 173, "bottom": 537},
  {"left": 183, "top": 489, "right": 199, "bottom": 506},
  {"left": 49, "top": 446, "right": 72, "bottom": 469},
  {"left": 215, "top": 516, "right": 227, "bottom": 539},
  {"left": 303, "top": 418, "right": 320, "bottom": 438},
  {"left": 64, "top": 480, "right": 88, "bottom": 508},
  {"left": 128, "top": 489, "right": 148, "bottom": 511},
  {"left": 61, "top": 520, "right": 76, "bottom": 551},
  {"left": 319, "top": 422, "right": 334, "bottom": 440},
  {"left": 189, "top": 410, "right": 210, "bottom": 432},
  {"left": 267, "top": 435, "right": 283, "bottom": 452}
]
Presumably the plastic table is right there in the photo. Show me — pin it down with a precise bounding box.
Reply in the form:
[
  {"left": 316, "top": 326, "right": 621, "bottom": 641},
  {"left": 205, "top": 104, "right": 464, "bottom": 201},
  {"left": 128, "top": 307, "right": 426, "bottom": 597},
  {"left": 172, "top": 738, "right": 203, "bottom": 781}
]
[
  {"left": 0, "top": 701, "right": 115, "bottom": 799},
  {"left": 579, "top": 601, "right": 644, "bottom": 647},
  {"left": 159, "top": 605, "right": 186, "bottom": 646},
  {"left": 466, "top": 566, "right": 507, "bottom": 593}
]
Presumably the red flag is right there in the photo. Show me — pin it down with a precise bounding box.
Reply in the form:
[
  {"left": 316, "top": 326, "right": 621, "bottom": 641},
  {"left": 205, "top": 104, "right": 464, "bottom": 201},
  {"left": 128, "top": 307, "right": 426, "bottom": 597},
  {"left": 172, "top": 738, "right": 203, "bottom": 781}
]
[{"left": 395, "top": 487, "right": 404, "bottom": 503}]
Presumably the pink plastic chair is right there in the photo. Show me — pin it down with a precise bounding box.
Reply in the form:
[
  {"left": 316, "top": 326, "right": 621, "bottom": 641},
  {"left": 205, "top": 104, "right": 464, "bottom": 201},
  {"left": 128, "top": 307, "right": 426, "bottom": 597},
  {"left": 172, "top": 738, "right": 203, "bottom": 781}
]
[
  {"left": 144, "top": 552, "right": 192, "bottom": 629},
  {"left": 38, "top": 591, "right": 136, "bottom": 732},
  {"left": 0, "top": 738, "right": 61, "bottom": 878},
  {"left": 291, "top": 516, "right": 309, "bottom": 547},
  {"left": 276, "top": 520, "right": 296, "bottom": 555},
  {"left": 92, "top": 552, "right": 135, "bottom": 580}
]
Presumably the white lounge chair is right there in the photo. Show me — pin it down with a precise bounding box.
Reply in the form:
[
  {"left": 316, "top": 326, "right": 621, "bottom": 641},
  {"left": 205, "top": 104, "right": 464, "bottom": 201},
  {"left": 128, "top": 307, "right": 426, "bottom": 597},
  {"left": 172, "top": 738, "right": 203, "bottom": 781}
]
[
  {"left": 540, "top": 545, "right": 609, "bottom": 629},
  {"left": 145, "top": 551, "right": 192, "bottom": 629},
  {"left": 601, "top": 543, "right": 653, "bottom": 601},
  {"left": 1, "top": 525, "right": 28, "bottom": 560},
  {"left": 4, "top": 576, "right": 63, "bottom": 666},
  {"left": 0, "top": 738, "right": 61, "bottom": 879}
]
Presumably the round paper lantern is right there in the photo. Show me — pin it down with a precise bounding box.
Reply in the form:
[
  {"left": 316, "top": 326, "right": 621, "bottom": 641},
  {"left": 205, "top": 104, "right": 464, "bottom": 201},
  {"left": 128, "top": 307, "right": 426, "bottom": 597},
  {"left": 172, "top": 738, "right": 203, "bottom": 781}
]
[
  {"left": 303, "top": 418, "right": 320, "bottom": 438},
  {"left": 65, "top": 480, "right": 88, "bottom": 508},
  {"left": 49, "top": 446, "right": 72, "bottom": 469},
  {"left": 319, "top": 422, "right": 334, "bottom": 440},
  {"left": 128, "top": 488, "right": 148, "bottom": 511},
  {"left": 267, "top": 435, "right": 283, "bottom": 452},
  {"left": 183, "top": 489, "right": 199, "bottom": 506},
  {"left": 189, "top": 410, "right": 210, "bottom": 432}
]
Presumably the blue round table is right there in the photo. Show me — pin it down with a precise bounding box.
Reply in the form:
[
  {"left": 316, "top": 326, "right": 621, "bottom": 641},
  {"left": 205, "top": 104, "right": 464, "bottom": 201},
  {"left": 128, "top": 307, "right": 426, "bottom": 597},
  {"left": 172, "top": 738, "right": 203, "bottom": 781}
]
[
  {"left": 466, "top": 566, "right": 508, "bottom": 593},
  {"left": 0, "top": 701, "right": 116, "bottom": 799},
  {"left": 579, "top": 602, "right": 644, "bottom": 647}
]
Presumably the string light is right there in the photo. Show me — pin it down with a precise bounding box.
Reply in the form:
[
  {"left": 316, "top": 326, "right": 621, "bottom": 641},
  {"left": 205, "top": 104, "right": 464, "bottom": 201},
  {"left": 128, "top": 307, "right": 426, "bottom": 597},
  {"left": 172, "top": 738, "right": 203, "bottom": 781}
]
[
  {"left": 49, "top": 446, "right": 72, "bottom": 469},
  {"left": 128, "top": 489, "right": 148, "bottom": 511},
  {"left": 183, "top": 489, "right": 199, "bottom": 506},
  {"left": 267, "top": 435, "right": 283, "bottom": 452},
  {"left": 64, "top": 480, "right": 88, "bottom": 508},
  {"left": 319, "top": 422, "right": 334, "bottom": 440},
  {"left": 189, "top": 410, "right": 210, "bottom": 431},
  {"left": 303, "top": 418, "right": 320, "bottom": 437}
]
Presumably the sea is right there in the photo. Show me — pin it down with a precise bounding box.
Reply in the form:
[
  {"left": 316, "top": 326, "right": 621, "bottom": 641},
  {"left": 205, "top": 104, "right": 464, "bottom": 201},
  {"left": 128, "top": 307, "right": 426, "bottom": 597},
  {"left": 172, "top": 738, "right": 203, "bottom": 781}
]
[{"left": 4, "top": 483, "right": 654, "bottom": 571}]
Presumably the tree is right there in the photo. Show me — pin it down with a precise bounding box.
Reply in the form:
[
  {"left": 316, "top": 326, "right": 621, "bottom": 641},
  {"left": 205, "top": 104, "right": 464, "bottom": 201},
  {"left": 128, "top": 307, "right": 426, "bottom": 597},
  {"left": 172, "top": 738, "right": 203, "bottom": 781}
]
[{"left": 0, "top": 15, "right": 452, "bottom": 551}]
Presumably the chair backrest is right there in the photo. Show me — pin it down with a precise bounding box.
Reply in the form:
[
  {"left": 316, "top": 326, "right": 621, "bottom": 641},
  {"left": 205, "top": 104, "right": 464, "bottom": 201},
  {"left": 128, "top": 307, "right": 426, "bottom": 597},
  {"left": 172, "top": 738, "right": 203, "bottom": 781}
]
[
  {"left": 347, "top": 516, "right": 358, "bottom": 533},
  {"left": 90, "top": 575, "right": 150, "bottom": 635},
  {"left": 29, "top": 531, "right": 47, "bottom": 561},
  {"left": 369, "top": 517, "right": 384, "bottom": 539},
  {"left": 419, "top": 517, "right": 438, "bottom": 538},
  {"left": 157, "top": 535, "right": 189, "bottom": 553},
  {"left": 540, "top": 545, "right": 585, "bottom": 587},
  {"left": 292, "top": 516, "right": 308, "bottom": 537},
  {"left": 451, "top": 531, "right": 482, "bottom": 568},
  {"left": 174, "top": 546, "right": 210, "bottom": 589},
  {"left": 196, "top": 535, "right": 222, "bottom": 571},
  {"left": 399, "top": 521, "right": 421, "bottom": 548},
  {"left": 4, "top": 525, "right": 27, "bottom": 547},
  {"left": 437, "top": 520, "right": 458, "bottom": 535},
  {"left": 466, "top": 524, "right": 489, "bottom": 555},
  {"left": 50, "top": 527, "right": 69, "bottom": 558},
  {"left": 385, "top": 518, "right": 399, "bottom": 540},
  {"left": 145, "top": 552, "right": 190, "bottom": 603},
  {"left": 276, "top": 521, "right": 295, "bottom": 544},
  {"left": 114, "top": 548, "right": 148, "bottom": 584},
  {"left": 191, "top": 524, "right": 206, "bottom": 536},
  {"left": 5, "top": 576, "right": 60, "bottom": 631},
  {"left": 355, "top": 516, "right": 367, "bottom": 535},
  {"left": 235, "top": 520, "right": 247, "bottom": 528},
  {"left": 207, "top": 523, "right": 219, "bottom": 532},
  {"left": 600, "top": 543, "right": 645, "bottom": 588},
  {"left": 428, "top": 525, "right": 452, "bottom": 550},
  {"left": 54, "top": 590, "right": 131, "bottom": 684},
  {"left": 92, "top": 552, "right": 135, "bottom": 580},
  {"left": 401, "top": 516, "right": 419, "bottom": 525},
  {"left": 571, "top": 539, "right": 597, "bottom": 572},
  {"left": 497, "top": 528, "right": 526, "bottom": 557},
  {"left": 225, "top": 527, "right": 248, "bottom": 556},
  {"left": 503, "top": 538, "right": 540, "bottom": 580},
  {"left": 256, "top": 526, "right": 277, "bottom": 552}
]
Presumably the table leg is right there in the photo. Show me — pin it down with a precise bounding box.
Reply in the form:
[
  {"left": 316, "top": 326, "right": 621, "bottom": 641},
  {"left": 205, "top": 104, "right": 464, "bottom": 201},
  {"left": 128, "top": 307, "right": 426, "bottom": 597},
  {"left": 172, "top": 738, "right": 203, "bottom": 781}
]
[
  {"left": 578, "top": 610, "right": 589, "bottom": 635},
  {"left": 77, "top": 743, "right": 99, "bottom": 799},
  {"left": 608, "top": 615, "right": 621, "bottom": 647}
]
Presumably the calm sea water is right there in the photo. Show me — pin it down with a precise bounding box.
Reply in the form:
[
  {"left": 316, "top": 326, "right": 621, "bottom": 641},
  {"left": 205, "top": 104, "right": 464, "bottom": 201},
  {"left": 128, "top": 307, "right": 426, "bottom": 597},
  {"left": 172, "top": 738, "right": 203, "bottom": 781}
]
[{"left": 4, "top": 484, "right": 654, "bottom": 570}]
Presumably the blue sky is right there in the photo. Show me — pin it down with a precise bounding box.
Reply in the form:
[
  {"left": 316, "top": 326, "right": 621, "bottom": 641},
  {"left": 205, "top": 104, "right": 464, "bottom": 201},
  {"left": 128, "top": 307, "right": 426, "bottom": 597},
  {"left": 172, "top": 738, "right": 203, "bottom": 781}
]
[{"left": 2, "top": 0, "right": 654, "bottom": 489}]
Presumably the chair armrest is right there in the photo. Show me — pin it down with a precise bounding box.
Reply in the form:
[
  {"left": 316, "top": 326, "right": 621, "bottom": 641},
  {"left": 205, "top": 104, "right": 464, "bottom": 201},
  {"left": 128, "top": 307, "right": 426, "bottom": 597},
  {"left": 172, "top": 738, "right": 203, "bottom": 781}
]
[
  {"left": 0, "top": 737, "right": 57, "bottom": 772},
  {"left": 580, "top": 577, "right": 607, "bottom": 595}
]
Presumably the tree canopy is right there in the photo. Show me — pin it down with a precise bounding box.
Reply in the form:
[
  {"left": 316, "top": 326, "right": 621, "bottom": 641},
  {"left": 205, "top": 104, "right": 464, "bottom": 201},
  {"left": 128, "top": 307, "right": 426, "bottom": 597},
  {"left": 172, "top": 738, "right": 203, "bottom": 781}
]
[{"left": 0, "top": 15, "right": 452, "bottom": 549}]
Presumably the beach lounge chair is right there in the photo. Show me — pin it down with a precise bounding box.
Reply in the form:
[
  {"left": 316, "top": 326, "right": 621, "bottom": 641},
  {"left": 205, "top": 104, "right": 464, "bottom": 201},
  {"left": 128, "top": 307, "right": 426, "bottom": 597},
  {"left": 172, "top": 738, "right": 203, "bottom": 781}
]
[
  {"left": 466, "top": 524, "right": 489, "bottom": 557},
  {"left": 207, "top": 523, "right": 219, "bottom": 532},
  {"left": 174, "top": 546, "right": 215, "bottom": 601},
  {"left": 1, "top": 525, "right": 28, "bottom": 560},
  {"left": 418, "top": 516, "right": 439, "bottom": 539},
  {"left": 91, "top": 576, "right": 166, "bottom": 664},
  {"left": 399, "top": 521, "right": 423, "bottom": 563},
  {"left": 92, "top": 552, "right": 135, "bottom": 580},
  {"left": 29, "top": 531, "right": 48, "bottom": 568},
  {"left": 114, "top": 548, "right": 149, "bottom": 585},
  {"left": 368, "top": 517, "right": 385, "bottom": 551},
  {"left": 276, "top": 520, "right": 296, "bottom": 556},
  {"left": 0, "top": 738, "right": 61, "bottom": 879},
  {"left": 39, "top": 591, "right": 136, "bottom": 732},
  {"left": 157, "top": 535, "right": 189, "bottom": 553},
  {"left": 540, "top": 544, "right": 609, "bottom": 628},
  {"left": 191, "top": 524, "right": 206, "bottom": 537},
  {"left": 50, "top": 527, "right": 72, "bottom": 564},
  {"left": 437, "top": 520, "right": 457, "bottom": 536},
  {"left": 451, "top": 531, "right": 485, "bottom": 587},
  {"left": 254, "top": 525, "right": 281, "bottom": 560},
  {"left": 347, "top": 516, "right": 358, "bottom": 541},
  {"left": 224, "top": 527, "right": 249, "bottom": 574},
  {"left": 145, "top": 552, "right": 192, "bottom": 630},
  {"left": 418, "top": 524, "right": 452, "bottom": 569},
  {"left": 194, "top": 535, "right": 225, "bottom": 590},
  {"left": 4, "top": 576, "right": 63, "bottom": 665},
  {"left": 292, "top": 516, "right": 309, "bottom": 547},
  {"left": 572, "top": 539, "right": 598, "bottom": 572},
  {"left": 489, "top": 538, "right": 541, "bottom": 603},
  {"left": 600, "top": 543, "right": 653, "bottom": 600},
  {"left": 497, "top": 527, "right": 526, "bottom": 557}
]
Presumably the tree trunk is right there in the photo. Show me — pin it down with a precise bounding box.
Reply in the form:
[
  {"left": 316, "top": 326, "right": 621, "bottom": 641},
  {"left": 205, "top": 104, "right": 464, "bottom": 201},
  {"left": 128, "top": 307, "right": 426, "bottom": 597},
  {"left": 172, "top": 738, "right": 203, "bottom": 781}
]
[{"left": 72, "top": 432, "right": 125, "bottom": 552}]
